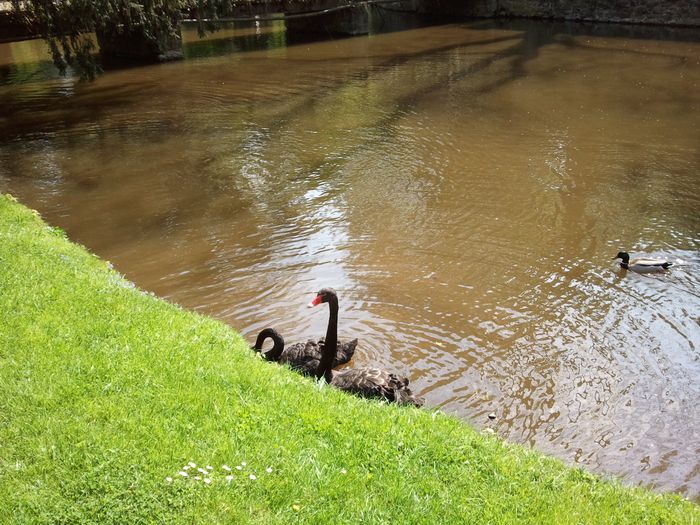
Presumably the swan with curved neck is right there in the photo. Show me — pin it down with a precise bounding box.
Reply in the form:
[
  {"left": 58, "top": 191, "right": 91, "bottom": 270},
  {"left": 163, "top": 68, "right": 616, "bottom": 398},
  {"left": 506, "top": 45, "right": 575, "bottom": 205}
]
[
  {"left": 250, "top": 291, "right": 356, "bottom": 375},
  {"left": 309, "top": 288, "right": 423, "bottom": 407},
  {"left": 250, "top": 328, "right": 285, "bottom": 358}
]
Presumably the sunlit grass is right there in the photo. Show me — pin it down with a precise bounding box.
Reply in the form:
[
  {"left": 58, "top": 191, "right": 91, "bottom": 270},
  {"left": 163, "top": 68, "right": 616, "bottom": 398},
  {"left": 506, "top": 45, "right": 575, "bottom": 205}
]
[{"left": 0, "top": 193, "right": 697, "bottom": 524}]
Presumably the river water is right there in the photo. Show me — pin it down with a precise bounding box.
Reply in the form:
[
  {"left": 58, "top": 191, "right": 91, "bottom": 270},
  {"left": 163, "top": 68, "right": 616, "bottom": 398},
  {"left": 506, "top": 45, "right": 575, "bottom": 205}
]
[{"left": 1, "top": 17, "right": 699, "bottom": 500}]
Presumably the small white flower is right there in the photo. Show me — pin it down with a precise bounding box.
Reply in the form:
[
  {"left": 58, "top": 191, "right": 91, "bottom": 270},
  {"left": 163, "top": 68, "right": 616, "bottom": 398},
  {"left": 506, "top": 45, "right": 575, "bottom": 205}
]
[
  {"left": 236, "top": 465, "right": 243, "bottom": 471},
  {"left": 225, "top": 475, "right": 234, "bottom": 482},
  {"left": 241, "top": 462, "right": 247, "bottom": 466},
  {"left": 165, "top": 477, "right": 173, "bottom": 483},
  {"left": 178, "top": 471, "right": 189, "bottom": 477},
  {"left": 188, "top": 462, "right": 196, "bottom": 468},
  {"left": 194, "top": 476, "right": 201, "bottom": 481},
  {"left": 266, "top": 467, "right": 273, "bottom": 474},
  {"left": 183, "top": 465, "right": 191, "bottom": 470},
  {"left": 206, "top": 465, "right": 213, "bottom": 471},
  {"left": 340, "top": 468, "right": 347, "bottom": 474},
  {"left": 249, "top": 474, "right": 256, "bottom": 480},
  {"left": 197, "top": 467, "right": 207, "bottom": 474},
  {"left": 204, "top": 478, "right": 212, "bottom": 484},
  {"left": 222, "top": 465, "right": 232, "bottom": 471}
]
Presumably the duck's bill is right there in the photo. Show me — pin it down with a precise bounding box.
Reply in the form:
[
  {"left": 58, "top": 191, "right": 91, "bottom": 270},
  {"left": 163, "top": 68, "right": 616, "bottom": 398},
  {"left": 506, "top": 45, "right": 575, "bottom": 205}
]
[{"left": 307, "top": 295, "right": 322, "bottom": 308}]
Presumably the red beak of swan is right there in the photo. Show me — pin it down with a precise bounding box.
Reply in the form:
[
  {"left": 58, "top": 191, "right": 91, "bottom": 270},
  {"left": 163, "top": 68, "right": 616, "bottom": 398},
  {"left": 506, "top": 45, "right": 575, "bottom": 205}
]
[{"left": 307, "top": 294, "right": 322, "bottom": 308}]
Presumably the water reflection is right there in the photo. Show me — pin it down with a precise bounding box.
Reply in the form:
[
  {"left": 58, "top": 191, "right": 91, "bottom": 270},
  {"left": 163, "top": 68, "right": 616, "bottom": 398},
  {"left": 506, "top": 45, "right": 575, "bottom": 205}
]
[
  {"left": 181, "top": 21, "right": 287, "bottom": 59},
  {"left": 1, "top": 18, "right": 699, "bottom": 499}
]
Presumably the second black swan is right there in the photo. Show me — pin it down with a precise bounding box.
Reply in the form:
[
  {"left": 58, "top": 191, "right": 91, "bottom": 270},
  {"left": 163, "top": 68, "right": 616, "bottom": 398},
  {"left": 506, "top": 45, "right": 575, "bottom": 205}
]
[{"left": 309, "top": 288, "right": 423, "bottom": 407}]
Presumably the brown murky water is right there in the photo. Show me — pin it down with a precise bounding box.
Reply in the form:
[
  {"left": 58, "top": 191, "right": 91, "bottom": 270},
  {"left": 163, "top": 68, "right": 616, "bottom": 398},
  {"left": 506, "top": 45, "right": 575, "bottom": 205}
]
[{"left": 1, "top": 17, "right": 699, "bottom": 500}]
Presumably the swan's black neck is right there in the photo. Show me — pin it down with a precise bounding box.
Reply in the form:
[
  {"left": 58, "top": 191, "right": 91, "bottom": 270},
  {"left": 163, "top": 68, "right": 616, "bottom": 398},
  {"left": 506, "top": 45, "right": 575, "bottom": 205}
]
[
  {"left": 253, "top": 328, "right": 284, "bottom": 361},
  {"left": 316, "top": 295, "right": 339, "bottom": 382}
]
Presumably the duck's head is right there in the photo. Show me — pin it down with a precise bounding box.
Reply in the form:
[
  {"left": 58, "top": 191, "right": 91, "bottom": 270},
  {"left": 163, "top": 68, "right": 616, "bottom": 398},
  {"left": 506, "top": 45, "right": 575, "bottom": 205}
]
[
  {"left": 614, "top": 251, "right": 630, "bottom": 263},
  {"left": 308, "top": 288, "right": 337, "bottom": 307}
]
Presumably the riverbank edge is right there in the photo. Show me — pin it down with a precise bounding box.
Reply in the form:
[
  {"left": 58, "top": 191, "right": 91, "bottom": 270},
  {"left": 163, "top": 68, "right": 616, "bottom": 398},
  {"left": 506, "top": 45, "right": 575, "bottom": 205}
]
[{"left": 0, "top": 193, "right": 696, "bottom": 524}]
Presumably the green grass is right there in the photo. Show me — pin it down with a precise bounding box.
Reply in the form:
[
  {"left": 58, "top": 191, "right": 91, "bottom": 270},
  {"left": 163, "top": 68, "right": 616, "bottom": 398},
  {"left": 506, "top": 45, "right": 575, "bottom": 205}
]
[{"left": 0, "top": 193, "right": 697, "bottom": 524}]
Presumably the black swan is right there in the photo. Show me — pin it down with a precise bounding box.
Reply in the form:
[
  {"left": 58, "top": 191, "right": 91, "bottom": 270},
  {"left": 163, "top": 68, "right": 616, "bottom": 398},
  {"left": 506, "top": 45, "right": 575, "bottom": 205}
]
[
  {"left": 309, "top": 288, "right": 423, "bottom": 407},
  {"left": 250, "top": 319, "right": 357, "bottom": 376}
]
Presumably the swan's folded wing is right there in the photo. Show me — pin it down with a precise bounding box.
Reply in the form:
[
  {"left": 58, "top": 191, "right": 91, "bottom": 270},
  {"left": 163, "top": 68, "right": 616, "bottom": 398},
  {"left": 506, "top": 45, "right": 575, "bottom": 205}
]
[
  {"left": 334, "top": 338, "right": 358, "bottom": 366},
  {"left": 331, "top": 368, "right": 394, "bottom": 400},
  {"left": 332, "top": 368, "right": 423, "bottom": 407},
  {"left": 280, "top": 340, "right": 322, "bottom": 375},
  {"left": 314, "top": 338, "right": 358, "bottom": 367}
]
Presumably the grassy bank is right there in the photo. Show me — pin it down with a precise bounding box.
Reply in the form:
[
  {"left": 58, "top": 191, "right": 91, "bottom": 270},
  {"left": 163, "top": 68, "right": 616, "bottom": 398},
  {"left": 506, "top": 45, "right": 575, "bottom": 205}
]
[{"left": 0, "top": 193, "right": 696, "bottom": 524}]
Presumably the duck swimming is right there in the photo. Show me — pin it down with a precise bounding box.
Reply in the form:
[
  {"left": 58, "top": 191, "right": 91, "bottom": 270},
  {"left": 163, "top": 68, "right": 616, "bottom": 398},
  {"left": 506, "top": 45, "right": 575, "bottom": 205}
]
[{"left": 614, "top": 251, "right": 672, "bottom": 273}]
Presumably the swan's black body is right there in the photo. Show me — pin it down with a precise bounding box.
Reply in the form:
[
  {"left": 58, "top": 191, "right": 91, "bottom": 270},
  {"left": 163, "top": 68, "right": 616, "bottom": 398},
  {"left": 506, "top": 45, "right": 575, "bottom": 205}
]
[
  {"left": 330, "top": 367, "right": 423, "bottom": 406},
  {"left": 251, "top": 329, "right": 357, "bottom": 376},
  {"left": 311, "top": 288, "right": 423, "bottom": 407}
]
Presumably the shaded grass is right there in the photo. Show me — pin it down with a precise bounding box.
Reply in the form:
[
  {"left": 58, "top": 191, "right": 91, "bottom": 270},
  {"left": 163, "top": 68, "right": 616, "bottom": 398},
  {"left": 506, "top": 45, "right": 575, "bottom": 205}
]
[{"left": 0, "top": 193, "right": 697, "bottom": 524}]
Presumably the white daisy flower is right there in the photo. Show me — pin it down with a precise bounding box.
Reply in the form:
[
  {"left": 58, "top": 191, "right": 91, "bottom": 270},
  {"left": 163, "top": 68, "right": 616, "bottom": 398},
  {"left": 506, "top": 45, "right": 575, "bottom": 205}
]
[
  {"left": 236, "top": 465, "right": 243, "bottom": 471},
  {"left": 204, "top": 478, "right": 212, "bottom": 484},
  {"left": 194, "top": 476, "right": 201, "bottom": 481},
  {"left": 249, "top": 474, "right": 256, "bottom": 480},
  {"left": 241, "top": 462, "right": 247, "bottom": 467},
  {"left": 225, "top": 475, "right": 234, "bottom": 482},
  {"left": 222, "top": 465, "right": 232, "bottom": 471},
  {"left": 165, "top": 477, "right": 173, "bottom": 483},
  {"left": 197, "top": 467, "right": 207, "bottom": 474},
  {"left": 188, "top": 462, "right": 196, "bottom": 468},
  {"left": 266, "top": 467, "right": 273, "bottom": 474},
  {"left": 340, "top": 468, "right": 347, "bottom": 474},
  {"left": 206, "top": 465, "right": 213, "bottom": 471},
  {"left": 178, "top": 471, "right": 189, "bottom": 477},
  {"left": 183, "top": 465, "right": 191, "bottom": 470}
]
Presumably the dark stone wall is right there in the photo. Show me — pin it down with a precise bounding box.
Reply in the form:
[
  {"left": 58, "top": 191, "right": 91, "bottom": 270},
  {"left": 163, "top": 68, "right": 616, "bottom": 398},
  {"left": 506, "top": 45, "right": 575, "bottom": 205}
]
[
  {"left": 0, "top": 10, "right": 37, "bottom": 42},
  {"left": 418, "top": 0, "right": 700, "bottom": 26},
  {"left": 285, "top": 5, "right": 370, "bottom": 36},
  {"left": 96, "top": 27, "right": 183, "bottom": 62}
]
